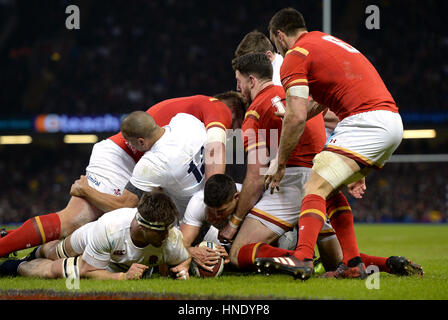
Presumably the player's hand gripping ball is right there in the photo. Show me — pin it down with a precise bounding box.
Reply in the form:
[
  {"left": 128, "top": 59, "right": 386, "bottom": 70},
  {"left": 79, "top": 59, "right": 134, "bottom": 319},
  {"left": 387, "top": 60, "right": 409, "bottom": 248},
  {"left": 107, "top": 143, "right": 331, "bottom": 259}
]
[{"left": 190, "top": 241, "right": 224, "bottom": 278}]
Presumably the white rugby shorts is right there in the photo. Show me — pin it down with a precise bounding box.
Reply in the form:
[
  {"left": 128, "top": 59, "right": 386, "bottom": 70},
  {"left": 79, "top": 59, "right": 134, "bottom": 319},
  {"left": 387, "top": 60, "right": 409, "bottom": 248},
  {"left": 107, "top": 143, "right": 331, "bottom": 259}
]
[
  {"left": 85, "top": 139, "right": 135, "bottom": 195},
  {"left": 247, "top": 167, "right": 334, "bottom": 236},
  {"left": 324, "top": 110, "right": 403, "bottom": 169}
]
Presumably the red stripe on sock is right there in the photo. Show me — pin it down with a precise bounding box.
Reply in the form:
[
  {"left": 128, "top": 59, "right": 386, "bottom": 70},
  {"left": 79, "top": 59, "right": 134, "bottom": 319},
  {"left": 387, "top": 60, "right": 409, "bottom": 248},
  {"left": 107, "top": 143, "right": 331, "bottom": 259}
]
[{"left": 0, "top": 213, "right": 60, "bottom": 257}]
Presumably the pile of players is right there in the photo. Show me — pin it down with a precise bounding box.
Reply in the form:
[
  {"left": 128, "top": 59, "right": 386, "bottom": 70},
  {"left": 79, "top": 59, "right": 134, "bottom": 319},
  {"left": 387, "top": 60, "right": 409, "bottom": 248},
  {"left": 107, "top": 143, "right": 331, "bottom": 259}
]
[{"left": 0, "top": 8, "right": 422, "bottom": 282}]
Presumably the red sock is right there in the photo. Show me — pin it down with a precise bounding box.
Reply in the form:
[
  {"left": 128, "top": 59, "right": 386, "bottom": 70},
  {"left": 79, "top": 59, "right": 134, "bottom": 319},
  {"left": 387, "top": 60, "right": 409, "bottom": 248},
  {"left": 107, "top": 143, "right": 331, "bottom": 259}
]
[
  {"left": 237, "top": 242, "right": 293, "bottom": 270},
  {"left": 360, "top": 253, "right": 390, "bottom": 273},
  {"left": 294, "top": 194, "right": 326, "bottom": 261},
  {"left": 1, "top": 229, "right": 16, "bottom": 236},
  {"left": 0, "top": 213, "right": 61, "bottom": 256},
  {"left": 327, "top": 192, "right": 360, "bottom": 265}
]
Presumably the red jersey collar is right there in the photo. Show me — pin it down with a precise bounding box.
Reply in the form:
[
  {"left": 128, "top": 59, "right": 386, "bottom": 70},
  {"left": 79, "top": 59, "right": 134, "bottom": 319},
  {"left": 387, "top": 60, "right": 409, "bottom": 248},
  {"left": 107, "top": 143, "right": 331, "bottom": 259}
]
[
  {"left": 252, "top": 84, "right": 275, "bottom": 103},
  {"left": 293, "top": 31, "right": 309, "bottom": 46}
]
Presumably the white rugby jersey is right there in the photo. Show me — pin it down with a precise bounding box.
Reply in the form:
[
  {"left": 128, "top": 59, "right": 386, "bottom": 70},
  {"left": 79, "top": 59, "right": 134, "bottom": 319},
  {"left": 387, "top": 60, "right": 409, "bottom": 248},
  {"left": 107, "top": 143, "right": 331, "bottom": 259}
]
[
  {"left": 78, "top": 208, "right": 189, "bottom": 273},
  {"left": 182, "top": 184, "right": 242, "bottom": 228},
  {"left": 271, "top": 53, "right": 283, "bottom": 86},
  {"left": 129, "top": 113, "right": 207, "bottom": 217}
]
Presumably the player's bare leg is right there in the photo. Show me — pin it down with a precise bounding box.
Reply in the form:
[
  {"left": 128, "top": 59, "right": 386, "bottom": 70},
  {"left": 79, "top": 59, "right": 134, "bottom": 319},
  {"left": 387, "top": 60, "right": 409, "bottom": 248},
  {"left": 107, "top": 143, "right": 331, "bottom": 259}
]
[
  {"left": 230, "top": 217, "right": 314, "bottom": 280},
  {"left": 58, "top": 196, "right": 103, "bottom": 237},
  {"left": 18, "top": 258, "right": 63, "bottom": 279},
  {"left": 316, "top": 234, "right": 343, "bottom": 272},
  {"left": 258, "top": 152, "right": 368, "bottom": 279},
  {"left": 229, "top": 217, "right": 279, "bottom": 267},
  {"left": 0, "top": 196, "right": 102, "bottom": 257}
]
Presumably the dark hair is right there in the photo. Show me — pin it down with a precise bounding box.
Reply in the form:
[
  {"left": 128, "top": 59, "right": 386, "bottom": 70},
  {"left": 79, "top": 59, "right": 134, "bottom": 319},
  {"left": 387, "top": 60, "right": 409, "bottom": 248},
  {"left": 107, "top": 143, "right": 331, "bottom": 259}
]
[
  {"left": 268, "top": 7, "right": 307, "bottom": 36},
  {"left": 232, "top": 52, "right": 273, "bottom": 81},
  {"left": 204, "top": 174, "right": 237, "bottom": 208},
  {"left": 234, "top": 30, "right": 274, "bottom": 58},
  {"left": 214, "top": 90, "right": 248, "bottom": 119},
  {"left": 138, "top": 190, "right": 179, "bottom": 226}
]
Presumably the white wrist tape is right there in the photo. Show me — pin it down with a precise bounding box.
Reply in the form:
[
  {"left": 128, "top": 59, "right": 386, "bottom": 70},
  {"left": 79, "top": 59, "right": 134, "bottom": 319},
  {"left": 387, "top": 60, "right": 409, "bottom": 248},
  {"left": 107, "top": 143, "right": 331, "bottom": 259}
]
[{"left": 206, "top": 127, "right": 227, "bottom": 146}]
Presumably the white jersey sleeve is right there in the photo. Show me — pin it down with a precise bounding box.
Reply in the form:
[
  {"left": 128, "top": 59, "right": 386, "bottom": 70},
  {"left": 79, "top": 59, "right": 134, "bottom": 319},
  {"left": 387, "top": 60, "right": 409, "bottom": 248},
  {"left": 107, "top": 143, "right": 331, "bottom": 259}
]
[
  {"left": 271, "top": 53, "right": 284, "bottom": 86},
  {"left": 161, "top": 227, "right": 190, "bottom": 266},
  {"left": 82, "top": 220, "right": 113, "bottom": 269},
  {"left": 129, "top": 154, "right": 168, "bottom": 192},
  {"left": 182, "top": 190, "right": 207, "bottom": 227}
]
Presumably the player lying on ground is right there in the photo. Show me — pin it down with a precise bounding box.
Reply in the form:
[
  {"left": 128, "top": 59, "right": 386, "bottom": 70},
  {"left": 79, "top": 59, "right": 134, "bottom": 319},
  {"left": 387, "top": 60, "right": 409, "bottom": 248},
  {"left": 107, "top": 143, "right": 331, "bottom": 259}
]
[
  {"left": 10, "top": 112, "right": 211, "bottom": 268},
  {"left": 0, "top": 92, "right": 245, "bottom": 258},
  {"left": 0, "top": 191, "right": 190, "bottom": 281},
  {"left": 181, "top": 174, "right": 422, "bottom": 278}
]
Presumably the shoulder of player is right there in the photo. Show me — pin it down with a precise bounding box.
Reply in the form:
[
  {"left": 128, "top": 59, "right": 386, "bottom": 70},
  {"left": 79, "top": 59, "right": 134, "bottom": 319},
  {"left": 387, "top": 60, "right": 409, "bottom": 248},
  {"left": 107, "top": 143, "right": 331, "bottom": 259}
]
[
  {"left": 244, "top": 86, "right": 280, "bottom": 121},
  {"left": 185, "top": 192, "right": 206, "bottom": 219},
  {"left": 163, "top": 227, "right": 184, "bottom": 247},
  {"left": 285, "top": 32, "right": 332, "bottom": 59},
  {"left": 98, "top": 208, "right": 136, "bottom": 237}
]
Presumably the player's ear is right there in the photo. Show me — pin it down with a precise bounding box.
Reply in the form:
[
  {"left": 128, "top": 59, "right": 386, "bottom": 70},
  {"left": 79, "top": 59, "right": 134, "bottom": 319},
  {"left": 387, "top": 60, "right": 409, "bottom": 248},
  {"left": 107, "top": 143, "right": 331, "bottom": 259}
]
[
  {"left": 265, "top": 51, "right": 274, "bottom": 62},
  {"left": 137, "top": 137, "right": 145, "bottom": 147},
  {"left": 248, "top": 75, "right": 256, "bottom": 88},
  {"left": 276, "top": 30, "right": 286, "bottom": 42},
  {"left": 233, "top": 192, "right": 240, "bottom": 201}
]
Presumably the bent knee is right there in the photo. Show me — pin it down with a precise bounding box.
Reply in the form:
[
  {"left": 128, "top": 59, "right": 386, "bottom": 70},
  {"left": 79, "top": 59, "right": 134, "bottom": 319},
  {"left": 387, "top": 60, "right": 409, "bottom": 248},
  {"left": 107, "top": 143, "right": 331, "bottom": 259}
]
[
  {"left": 311, "top": 151, "right": 363, "bottom": 192},
  {"left": 229, "top": 244, "right": 241, "bottom": 268}
]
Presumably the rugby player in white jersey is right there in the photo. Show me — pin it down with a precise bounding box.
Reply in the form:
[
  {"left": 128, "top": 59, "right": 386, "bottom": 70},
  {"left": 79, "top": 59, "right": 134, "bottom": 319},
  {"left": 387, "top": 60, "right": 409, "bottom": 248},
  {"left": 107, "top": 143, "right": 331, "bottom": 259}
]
[
  {"left": 0, "top": 191, "right": 191, "bottom": 280},
  {"left": 70, "top": 111, "right": 207, "bottom": 221}
]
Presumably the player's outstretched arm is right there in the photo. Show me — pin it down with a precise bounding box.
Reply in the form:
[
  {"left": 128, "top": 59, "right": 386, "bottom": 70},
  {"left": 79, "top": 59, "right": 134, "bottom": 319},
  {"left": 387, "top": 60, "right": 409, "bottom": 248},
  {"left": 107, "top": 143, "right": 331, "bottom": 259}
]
[
  {"left": 85, "top": 262, "right": 149, "bottom": 280},
  {"left": 179, "top": 223, "right": 215, "bottom": 271},
  {"left": 70, "top": 175, "right": 139, "bottom": 211},
  {"left": 204, "top": 140, "right": 227, "bottom": 180}
]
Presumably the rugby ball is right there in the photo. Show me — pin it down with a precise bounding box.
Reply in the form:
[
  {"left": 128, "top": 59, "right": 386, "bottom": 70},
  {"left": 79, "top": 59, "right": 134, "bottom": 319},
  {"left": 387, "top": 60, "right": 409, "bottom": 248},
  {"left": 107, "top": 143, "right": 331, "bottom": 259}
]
[{"left": 190, "top": 241, "right": 224, "bottom": 278}]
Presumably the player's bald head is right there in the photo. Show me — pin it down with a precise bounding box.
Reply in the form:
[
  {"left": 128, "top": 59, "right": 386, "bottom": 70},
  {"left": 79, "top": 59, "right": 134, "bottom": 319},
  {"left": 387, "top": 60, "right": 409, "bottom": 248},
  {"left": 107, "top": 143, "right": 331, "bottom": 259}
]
[{"left": 121, "top": 111, "right": 159, "bottom": 139}]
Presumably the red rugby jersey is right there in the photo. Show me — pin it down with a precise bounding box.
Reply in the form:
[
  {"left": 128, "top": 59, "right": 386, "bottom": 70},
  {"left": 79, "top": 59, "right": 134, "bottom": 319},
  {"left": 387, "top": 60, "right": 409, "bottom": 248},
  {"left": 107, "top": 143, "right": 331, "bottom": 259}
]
[
  {"left": 108, "top": 95, "right": 232, "bottom": 162},
  {"left": 280, "top": 31, "right": 398, "bottom": 121},
  {"left": 242, "top": 85, "right": 325, "bottom": 168}
]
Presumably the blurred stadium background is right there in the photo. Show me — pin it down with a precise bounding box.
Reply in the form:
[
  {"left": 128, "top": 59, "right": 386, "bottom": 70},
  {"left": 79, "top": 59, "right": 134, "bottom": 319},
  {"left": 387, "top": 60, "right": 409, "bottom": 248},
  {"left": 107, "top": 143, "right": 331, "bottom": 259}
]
[{"left": 0, "top": 0, "right": 447, "bottom": 226}]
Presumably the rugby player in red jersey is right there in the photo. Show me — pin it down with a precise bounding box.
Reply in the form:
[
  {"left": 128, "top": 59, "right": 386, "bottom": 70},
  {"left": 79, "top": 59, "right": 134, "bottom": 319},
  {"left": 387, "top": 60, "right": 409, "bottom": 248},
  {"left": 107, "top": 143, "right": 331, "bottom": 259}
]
[
  {"left": 218, "top": 53, "right": 329, "bottom": 269},
  {"left": 262, "top": 8, "right": 405, "bottom": 279}
]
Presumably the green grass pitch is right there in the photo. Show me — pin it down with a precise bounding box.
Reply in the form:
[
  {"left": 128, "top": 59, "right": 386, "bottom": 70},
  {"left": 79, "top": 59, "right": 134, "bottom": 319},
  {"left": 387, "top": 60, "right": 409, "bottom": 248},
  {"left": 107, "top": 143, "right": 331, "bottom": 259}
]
[{"left": 1, "top": 224, "right": 447, "bottom": 300}]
